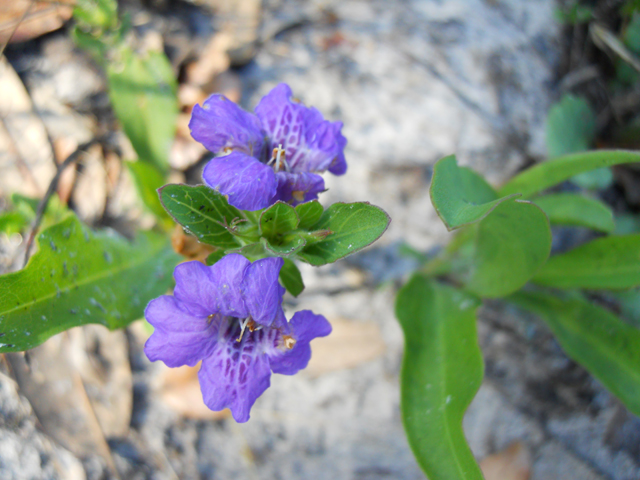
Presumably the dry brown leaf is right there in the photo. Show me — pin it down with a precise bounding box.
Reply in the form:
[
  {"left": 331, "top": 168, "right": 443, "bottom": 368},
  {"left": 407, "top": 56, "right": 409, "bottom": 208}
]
[
  {"left": 0, "top": 0, "right": 73, "bottom": 45},
  {"left": 6, "top": 333, "right": 119, "bottom": 477},
  {"left": 68, "top": 326, "right": 133, "bottom": 439},
  {"left": 156, "top": 363, "right": 231, "bottom": 420},
  {"left": 480, "top": 442, "right": 532, "bottom": 480},
  {"left": 305, "top": 317, "right": 386, "bottom": 377},
  {"left": 0, "top": 56, "right": 55, "bottom": 196},
  {"left": 171, "top": 225, "right": 215, "bottom": 261}
]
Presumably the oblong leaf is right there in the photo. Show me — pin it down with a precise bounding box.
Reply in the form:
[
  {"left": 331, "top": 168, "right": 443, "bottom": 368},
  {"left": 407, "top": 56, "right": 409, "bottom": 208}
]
[
  {"left": 467, "top": 200, "right": 551, "bottom": 298},
  {"left": 499, "top": 150, "right": 640, "bottom": 197},
  {"left": 296, "top": 202, "right": 390, "bottom": 266},
  {"left": 430, "top": 155, "right": 519, "bottom": 231},
  {"left": 395, "top": 275, "right": 484, "bottom": 480},
  {"left": 125, "top": 160, "right": 169, "bottom": 221},
  {"left": 0, "top": 215, "right": 179, "bottom": 352},
  {"left": 510, "top": 290, "right": 640, "bottom": 416},
  {"left": 259, "top": 202, "right": 299, "bottom": 237},
  {"left": 545, "top": 94, "right": 596, "bottom": 158},
  {"left": 279, "top": 258, "right": 304, "bottom": 297},
  {"left": 533, "top": 234, "right": 640, "bottom": 289},
  {"left": 107, "top": 48, "right": 178, "bottom": 171},
  {"left": 263, "top": 235, "right": 307, "bottom": 257},
  {"left": 159, "top": 184, "right": 242, "bottom": 249},
  {"left": 295, "top": 200, "right": 324, "bottom": 230},
  {"left": 532, "top": 193, "right": 614, "bottom": 233}
]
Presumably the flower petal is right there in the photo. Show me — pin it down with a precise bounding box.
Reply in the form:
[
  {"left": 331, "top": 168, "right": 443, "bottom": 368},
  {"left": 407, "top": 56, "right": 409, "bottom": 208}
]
[
  {"left": 241, "top": 257, "right": 287, "bottom": 328},
  {"left": 144, "top": 296, "right": 218, "bottom": 368},
  {"left": 172, "top": 256, "right": 250, "bottom": 318},
  {"left": 203, "top": 151, "right": 277, "bottom": 211},
  {"left": 255, "top": 83, "right": 347, "bottom": 174},
  {"left": 274, "top": 171, "right": 325, "bottom": 205},
  {"left": 268, "top": 310, "right": 332, "bottom": 375},
  {"left": 189, "top": 94, "right": 264, "bottom": 156},
  {"left": 199, "top": 324, "right": 272, "bottom": 422}
]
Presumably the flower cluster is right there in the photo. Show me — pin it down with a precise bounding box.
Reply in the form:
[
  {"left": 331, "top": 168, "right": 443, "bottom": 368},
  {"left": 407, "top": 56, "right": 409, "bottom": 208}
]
[
  {"left": 145, "top": 84, "right": 344, "bottom": 422},
  {"left": 145, "top": 255, "right": 331, "bottom": 422},
  {"left": 189, "top": 83, "right": 347, "bottom": 210}
]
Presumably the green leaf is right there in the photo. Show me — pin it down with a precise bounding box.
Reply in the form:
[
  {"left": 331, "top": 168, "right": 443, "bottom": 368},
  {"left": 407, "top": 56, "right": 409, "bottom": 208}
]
[
  {"left": 614, "top": 213, "right": 640, "bottom": 235},
  {"left": 572, "top": 169, "right": 615, "bottom": 191},
  {"left": 611, "top": 288, "right": 640, "bottom": 328},
  {"left": 533, "top": 235, "right": 640, "bottom": 289},
  {"left": 0, "top": 212, "right": 29, "bottom": 235},
  {"left": 295, "top": 201, "right": 324, "bottom": 230},
  {"left": 554, "top": 3, "right": 593, "bottom": 24},
  {"left": 624, "top": 12, "right": 640, "bottom": 53},
  {"left": 264, "top": 236, "right": 307, "bottom": 257},
  {"left": 125, "top": 160, "right": 170, "bottom": 221},
  {"left": 296, "top": 202, "right": 390, "bottom": 266},
  {"left": 546, "top": 94, "right": 596, "bottom": 159},
  {"left": 430, "top": 155, "right": 518, "bottom": 231},
  {"left": 259, "top": 202, "right": 300, "bottom": 238},
  {"left": 499, "top": 150, "right": 640, "bottom": 197},
  {"left": 228, "top": 241, "right": 268, "bottom": 261},
  {"left": 532, "top": 193, "right": 615, "bottom": 233},
  {"left": 205, "top": 250, "right": 225, "bottom": 266},
  {"left": 395, "top": 275, "right": 484, "bottom": 480},
  {"left": 509, "top": 290, "right": 640, "bottom": 417},
  {"left": 11, "top": 193, "right": 69, "bottom": 229},
  {"left": 73, "top": 0, "right": 118, "bottom": 30},
  {"left": 107, "top": 48, "right": 178, "bottom": 172},
  {"left": 159, "top": 184, "right": 243, "bottom": 250},
  {"left": 0, "top": 215, "right": 179, "bottom": 353},
  {"left": 279, "top": 258, "right": 304, "bottom": 297},
  {"left": 467, "top": 200, "right": 551, "bottom": 298}
]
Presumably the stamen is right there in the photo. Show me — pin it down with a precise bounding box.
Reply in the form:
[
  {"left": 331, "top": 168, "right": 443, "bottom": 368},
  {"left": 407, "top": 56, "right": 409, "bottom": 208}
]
[
  {"left": 268, "top": 144, "right": 289, "bottom": 172},
  {"left": 282, "top": 334, "right": 296, "bottom": 350},
  {"left": 247, "top": 319, "right": 260, "bottom": 332},
  {"left": 236, "top": 317, "right": 252, "bottom": 342}
]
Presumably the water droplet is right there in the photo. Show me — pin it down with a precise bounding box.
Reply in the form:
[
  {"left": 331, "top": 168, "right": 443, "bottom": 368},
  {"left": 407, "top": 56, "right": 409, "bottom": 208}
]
[
  {"left": 41, "top": 315, "right": 47, "bottom": 321},
  {"left": 103, "top": 251, "right": 113, "bottom": 263},
  {"left": 25, "top": 332, "right": 30, "bottom": 336},
  {"left": 446, "top": 395, "right": 452, "bottom": 405}
]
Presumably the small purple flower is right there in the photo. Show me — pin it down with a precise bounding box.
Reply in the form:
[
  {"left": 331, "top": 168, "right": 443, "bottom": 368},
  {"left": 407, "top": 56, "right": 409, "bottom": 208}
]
[
  {"left": 144, "top": 254, "right": 331, "bottom": 422},
  {"left": 189, "top": 83, "right": 347, "bottom": 210}
]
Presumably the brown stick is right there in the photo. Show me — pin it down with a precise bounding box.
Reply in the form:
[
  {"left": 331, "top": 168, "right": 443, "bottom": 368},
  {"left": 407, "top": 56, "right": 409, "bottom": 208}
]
[{"left": 22, "top": 137, "right": 102, "bottom": 267}]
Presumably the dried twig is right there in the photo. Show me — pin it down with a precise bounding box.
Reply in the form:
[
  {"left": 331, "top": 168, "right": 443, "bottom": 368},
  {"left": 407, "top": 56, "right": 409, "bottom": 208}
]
[{"left": 22, "top": 137, "right": 102, "bottom": 267}]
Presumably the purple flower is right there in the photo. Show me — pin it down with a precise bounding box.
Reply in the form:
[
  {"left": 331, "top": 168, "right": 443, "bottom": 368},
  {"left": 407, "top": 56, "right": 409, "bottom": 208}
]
[
  {"left": 144, "top": 254, "right": 331, "bottom": 422},
  {"left": 189, "top": 83, "right": 347, "bottom": 210}
]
